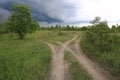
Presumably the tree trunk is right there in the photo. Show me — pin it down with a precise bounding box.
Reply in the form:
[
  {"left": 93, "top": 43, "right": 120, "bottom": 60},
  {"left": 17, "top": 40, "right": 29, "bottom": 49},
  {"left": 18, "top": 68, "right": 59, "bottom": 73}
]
[{"left": 18, "top": 32, "right": 24, "bottom": 40}]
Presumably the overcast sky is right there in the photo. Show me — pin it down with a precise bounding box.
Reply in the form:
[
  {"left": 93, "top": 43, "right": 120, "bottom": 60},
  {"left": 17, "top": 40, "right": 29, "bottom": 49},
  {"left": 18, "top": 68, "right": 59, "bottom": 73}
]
[{"left": 0, "top": 0, "right": 120, "bottom": 27}]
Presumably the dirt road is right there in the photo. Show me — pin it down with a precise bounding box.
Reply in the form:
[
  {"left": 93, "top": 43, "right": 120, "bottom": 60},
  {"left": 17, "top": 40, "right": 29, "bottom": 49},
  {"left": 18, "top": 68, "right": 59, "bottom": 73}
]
[
  {"left": 48, "top": 43, "right": 65, "bottom": 80},
  {"left": 48, "top": 36, "right": 77, "bottom": 80},
  {"left": 48, "top": 36, "right": 111, "bottom": 80}
]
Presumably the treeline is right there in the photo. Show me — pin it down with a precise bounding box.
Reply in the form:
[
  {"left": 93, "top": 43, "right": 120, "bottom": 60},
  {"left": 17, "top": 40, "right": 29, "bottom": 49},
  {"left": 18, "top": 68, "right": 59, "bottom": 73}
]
[
  {"left": 111, "top": 24, "right": 120, "bottom": 33},
  {"left": 81, "top": 17, "right": 120, "bottom": 80},
  {"left": 41, "top": 23, "right": 120, "bottom": 32},
  {"left": 41, "top": 25, "right": 89, "bottom": 31}
]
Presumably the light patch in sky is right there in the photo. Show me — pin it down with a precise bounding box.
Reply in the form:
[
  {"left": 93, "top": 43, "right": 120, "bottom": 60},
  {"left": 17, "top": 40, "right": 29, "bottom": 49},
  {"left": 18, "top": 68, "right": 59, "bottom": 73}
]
[{"left": 69, "top": 0, "right": 120, "bottom": 23}]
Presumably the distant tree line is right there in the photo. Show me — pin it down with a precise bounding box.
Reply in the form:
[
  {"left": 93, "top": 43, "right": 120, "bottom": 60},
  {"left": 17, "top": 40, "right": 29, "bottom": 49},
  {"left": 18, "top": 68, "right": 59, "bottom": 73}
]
[
  {"left": 40, "top": 25, "right": 89, "bottom": 31},
  {"left": 111, "top": 24, "right": 120, "bottom": 33}
]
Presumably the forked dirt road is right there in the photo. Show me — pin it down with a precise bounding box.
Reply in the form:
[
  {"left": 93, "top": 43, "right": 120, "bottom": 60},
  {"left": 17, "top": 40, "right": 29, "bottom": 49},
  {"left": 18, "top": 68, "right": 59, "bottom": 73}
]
[
  {"left": 48, "top": 36, "right": 111, "bottom": 80},
  {"left": 48, "top": 36, "right": 77, "bottom": 80}
]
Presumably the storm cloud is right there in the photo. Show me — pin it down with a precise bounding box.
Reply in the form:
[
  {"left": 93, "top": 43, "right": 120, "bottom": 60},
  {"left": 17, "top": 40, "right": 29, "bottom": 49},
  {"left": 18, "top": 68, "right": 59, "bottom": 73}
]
[
  {"left": 0, "top": 0, "right": 78, "bottom": 24},
  {"left": 1, "top": 0, "right": 120, "bottom": 27}
]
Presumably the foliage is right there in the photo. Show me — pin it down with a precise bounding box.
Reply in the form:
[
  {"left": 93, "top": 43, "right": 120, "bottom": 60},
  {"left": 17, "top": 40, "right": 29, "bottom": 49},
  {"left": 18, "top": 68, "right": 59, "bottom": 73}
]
[
  {"left": 90, "top": 16, "right": 101, "bottom": 25},
  {"left": 0, "top": 15, "right": 3, "bottom": 34},
  {"left": 80, "top": 17, "right": 120, "bottom": 79},
  {"left": 110, "top": 25, "right": 120, "bottom": 33},
  {"left": 6, "top": 4, "right": 39, "bottom": 39},
  {"left": 0, "top": 15, "right": 10, "bottom": 34},
  {"left": 111, "top": 25, "right": 117, "bottom": 32},
  {"left": 40, "top": 25, "right": 89, "bottom": 31},
  {"left": 86, "top": 22, "right": 111, "bottom": 52},
  {"left": 0, "top": 15, "right": 3, "bottom": 23}
]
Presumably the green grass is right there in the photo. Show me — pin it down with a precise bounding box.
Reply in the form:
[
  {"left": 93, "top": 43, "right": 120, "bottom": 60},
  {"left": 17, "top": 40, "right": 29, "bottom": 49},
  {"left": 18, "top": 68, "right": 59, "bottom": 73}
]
[
  {"left": 0, "top": 30, "right": 81, "bottom": 80},
  {"left": 36, "top": 30, "right": 80, "bottom": 42},
  {"left": 64, "top": 51, "right": 93, "bottom": 80},
  {"left": 0, "top": 32, "right": 51, "bottom": 80}
]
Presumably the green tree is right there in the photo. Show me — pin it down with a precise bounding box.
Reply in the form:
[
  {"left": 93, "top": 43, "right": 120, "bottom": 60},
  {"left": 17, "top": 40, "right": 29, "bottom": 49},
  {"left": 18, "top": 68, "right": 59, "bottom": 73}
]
[
  {"left": 0, "top": 15, "right": 1, "bottom": 26},
  {"left": 67, "top": 25, "right": 70, "bottom": 30},
  {"left": 90, "top": 16, "right": 101, "bottom": 25},
  {"left": 86, "top": 19, "right": 111, "bottom": 52},
  {"left": 50, "top": 25, "right": 54, "bottom": 30},
  {"left": 117, "top": 25, "right": 120, "bottom": 32},
  {"left": 111, "top": 25, "right": 117, "bottom": 33},
  {"left": 0, "top": 15, "right": 2, "bottom": 26},
  {"left": 0, "top": 15, "right": 1, "bottom": 22},
  {"left": 0, "top": 15, "right": 3, "bottom": 22},
  {"left": 0, "top": 15, "right": 5, "bottom": 34},
  {"left": 7, "top": 4, "right": 39, "bottom": 39}
]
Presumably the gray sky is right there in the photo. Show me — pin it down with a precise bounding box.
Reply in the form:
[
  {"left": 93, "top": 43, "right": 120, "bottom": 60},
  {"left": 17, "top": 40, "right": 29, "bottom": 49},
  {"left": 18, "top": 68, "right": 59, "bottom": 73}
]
[{"left": 0, "top": 0, "right": 120, "bottom": 27}]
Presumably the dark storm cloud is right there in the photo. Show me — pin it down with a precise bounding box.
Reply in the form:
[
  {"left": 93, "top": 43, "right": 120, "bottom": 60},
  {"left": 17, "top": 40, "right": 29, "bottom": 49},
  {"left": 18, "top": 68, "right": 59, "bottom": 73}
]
[
  {"left": 1, "top": 0, "right": 119, "bottom": 27},
  {"left": 0, "top": 8, "right": 11, "bottom": 22},
  {"left": 0, "top": 0, "right": 77, "bottom": 23}
]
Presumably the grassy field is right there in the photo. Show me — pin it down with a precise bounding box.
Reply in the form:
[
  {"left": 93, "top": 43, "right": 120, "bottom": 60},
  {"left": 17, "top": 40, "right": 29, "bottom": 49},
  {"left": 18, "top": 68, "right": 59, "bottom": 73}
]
[
  {"left": 64, "top": 51, "right": 93, "bottom": 80},
  {"left": 0, "top": 30, "right": 80, "bottom": 80},
  {"left": 0, "top": 32, "right": 51, "bottom": 80},
  {"left": 36, "top": 30, "right": 80, "bottom": 42},
  {"left": 80, "top": 32, "right": 120, "bottom": 80}
]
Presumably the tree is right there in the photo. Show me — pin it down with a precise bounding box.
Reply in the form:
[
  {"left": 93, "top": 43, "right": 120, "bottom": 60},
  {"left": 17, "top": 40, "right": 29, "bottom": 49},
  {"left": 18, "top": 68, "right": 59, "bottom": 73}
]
[
  {"left": 117, "top": 25, "right": 120, "bottom": 32},
  {"left": 7, "top": 4, "right": 39, "bottom": 39},
  {"left": 0, "top": 15, "right": 3, "bottom": 23},
  {"left": 111, "top": 25, "right": 117, "bottom": 33},
  {"left": 0, "top": 15, "right": 1, "bottom": 26},
  {"left": 0, "top": 15, "right": 1, "bottom": 22},
  {"left": 66, "top": 25, "right": 70, "bottom": 30},
  {"left": 85, "top": 17, "right": 113, "bottom": 52},
  {"left": 50, "top": 25, "right": 54, "bottom": 30},
  {"left": 90, "top": 16, "right": 101, "bottom": 25},
  {"left": 0, "top": 15, "right": 3, "bottom": 27},
  {"left": 0, "top": 15, "right": 5, "bottom": 34}
]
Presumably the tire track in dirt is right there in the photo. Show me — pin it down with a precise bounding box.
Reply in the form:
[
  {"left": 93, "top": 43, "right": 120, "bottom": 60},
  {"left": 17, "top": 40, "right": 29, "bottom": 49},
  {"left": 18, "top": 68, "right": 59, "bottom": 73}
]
[{"left": 48, "top": 43, "right": 65, "bottom": 80}]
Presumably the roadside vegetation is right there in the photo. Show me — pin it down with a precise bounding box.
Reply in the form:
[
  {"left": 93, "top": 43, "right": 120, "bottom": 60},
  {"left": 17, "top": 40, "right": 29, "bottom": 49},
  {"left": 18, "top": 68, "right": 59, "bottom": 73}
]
[
  {"left": 64, "top": 51, "right": 93, "bottom": 80},
  {"left": 0, "top": 33, "right": 51, "bottom": 80},
  {"left": 80, "top": 17, "right": 120, "bottom": 80}
]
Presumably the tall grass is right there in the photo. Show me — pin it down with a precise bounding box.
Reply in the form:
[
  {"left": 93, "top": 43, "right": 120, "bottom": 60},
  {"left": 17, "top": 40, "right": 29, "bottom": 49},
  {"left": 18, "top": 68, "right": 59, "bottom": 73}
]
[
  {"left": 80, "top": 32, "right": 120, "bottom": 80},
  {"left": 37, "top": 30, "right": 80, "bottom": 42},
  {"left": 0, "top": 32, "right": 51, "bottom": 80}
]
